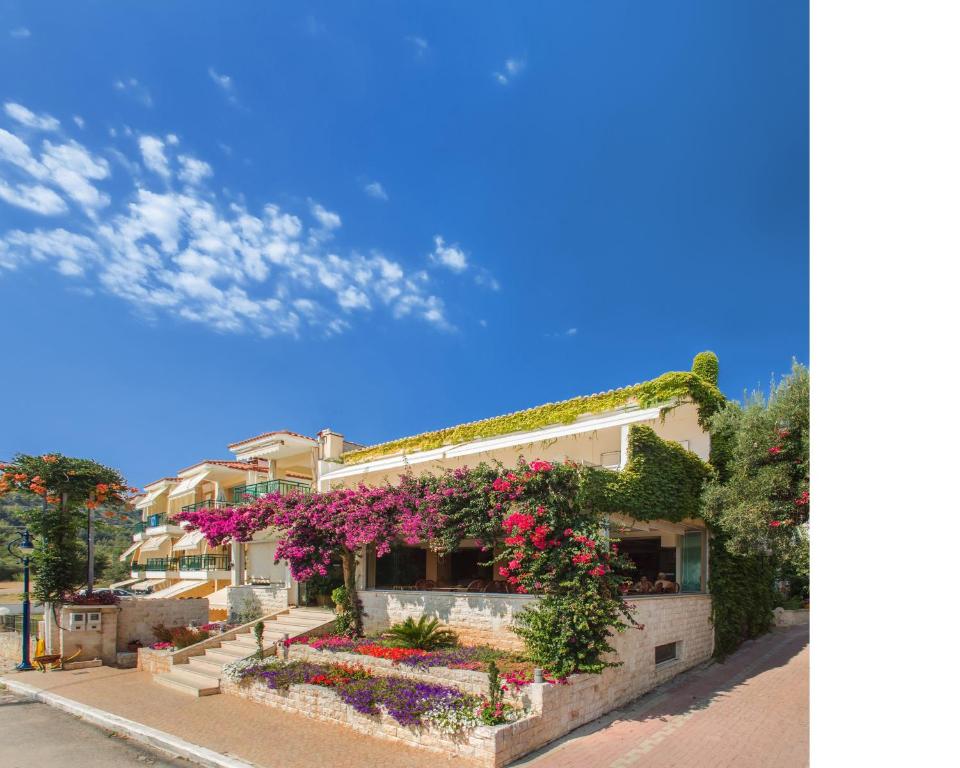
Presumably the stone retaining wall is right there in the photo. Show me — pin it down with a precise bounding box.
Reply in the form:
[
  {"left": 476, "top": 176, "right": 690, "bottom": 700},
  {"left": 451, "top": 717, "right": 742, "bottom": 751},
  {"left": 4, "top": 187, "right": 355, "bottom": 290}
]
[
  {"left": 116, "top": 598, "right": 210, "bottom": 649},
  {"left": 227, "top": 585, "right": 291, "bottom": 620},
  {"left": 0, "top": 631, "right": 21, "bottom": 662},
  {"left": 137, "top": 647, "right": 174, "bottom": 674},
  {"left": 360, "top": 590, "right": 532, "bottom": 650},
  {"left": 221, "top": 677, "right": 511, "bottom": 766}
]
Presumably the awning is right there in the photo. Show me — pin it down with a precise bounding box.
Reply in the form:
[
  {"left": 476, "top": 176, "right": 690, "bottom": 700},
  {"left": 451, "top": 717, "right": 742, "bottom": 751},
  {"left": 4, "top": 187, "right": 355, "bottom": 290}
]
[
  {"left": 168, "top": 472, "right": 208, "bottom": 500},
  {"left": 172, "top": 530, "right": 204, "bottom": 551},
  {"left": 135, "top": 486, "right": 165, "bottom": 510},
  {"left": 128, "top": 579, "right": 166, "bottom": 592},
  {"left": 140, "top": 535, "right": 171, "bottom": 552},
  {"left": 119, "top": 541, "right": 142, "bottom": 561}
]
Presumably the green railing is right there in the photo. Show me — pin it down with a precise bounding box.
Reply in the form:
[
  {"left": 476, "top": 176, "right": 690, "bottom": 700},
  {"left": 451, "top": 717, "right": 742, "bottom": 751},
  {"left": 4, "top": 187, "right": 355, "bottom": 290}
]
[
  {"left": 130, "top": 565, "right": 144, "bottom": 577},
  {"left": 147, "top": 513, "right": 165, "bottom": 528},
  {"left": 132, "top": 522, "right": 146, "bottom": 535},
  {"left": 145, "top": 557, "right": 179, "bottom": 572},
  {"left": 231, "top": 479, "right": 311, "bottom": 502},
  {"left": 179, "top": 554, "right": 231, "bottom": 572},
  {"left": 181, "top": 499, "right": 232, "bottom": 513}
]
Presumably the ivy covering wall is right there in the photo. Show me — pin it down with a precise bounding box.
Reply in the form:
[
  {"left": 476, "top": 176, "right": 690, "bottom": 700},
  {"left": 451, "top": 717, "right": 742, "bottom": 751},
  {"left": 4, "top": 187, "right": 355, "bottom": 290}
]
[
  {"left": 708, "top": 532, "right": 777, "bottom": 658},
  {"left": 342, "top": 356, "right": 726, "bottom": 465},
  {"left": 583, "top": 424, "right": 713, "bottom": 522}
]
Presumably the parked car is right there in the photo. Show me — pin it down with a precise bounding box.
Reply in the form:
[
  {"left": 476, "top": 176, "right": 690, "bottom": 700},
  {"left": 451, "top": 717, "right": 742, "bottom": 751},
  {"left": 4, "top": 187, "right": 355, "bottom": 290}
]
[{"left": 94, "top": 588, "right": 134, "bottom": 598}]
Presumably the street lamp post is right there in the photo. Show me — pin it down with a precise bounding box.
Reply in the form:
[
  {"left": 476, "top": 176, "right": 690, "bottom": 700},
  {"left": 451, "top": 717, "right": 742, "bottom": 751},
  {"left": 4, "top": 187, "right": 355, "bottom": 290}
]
[{"left": 6, "top": 529, "right": 34, "bottom": 671}]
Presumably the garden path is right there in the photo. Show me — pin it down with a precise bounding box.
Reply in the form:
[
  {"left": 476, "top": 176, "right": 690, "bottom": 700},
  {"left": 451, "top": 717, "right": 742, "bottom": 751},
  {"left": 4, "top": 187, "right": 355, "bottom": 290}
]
[{"left": 512, "top": 624, "right": 809, "bottom": 768}]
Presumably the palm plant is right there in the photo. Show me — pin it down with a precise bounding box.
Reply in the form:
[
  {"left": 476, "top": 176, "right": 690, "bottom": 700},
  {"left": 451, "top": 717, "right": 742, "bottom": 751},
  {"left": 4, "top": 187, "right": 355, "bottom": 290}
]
[{"left": 381, "top": 616, "right": 458, "bottom": 650}]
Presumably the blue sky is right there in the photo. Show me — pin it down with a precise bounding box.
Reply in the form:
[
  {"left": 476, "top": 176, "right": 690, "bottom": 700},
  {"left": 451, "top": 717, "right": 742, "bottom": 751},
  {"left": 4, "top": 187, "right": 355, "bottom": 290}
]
[{"left": 0, "top": 1, "right": 808, "bottom": 488}]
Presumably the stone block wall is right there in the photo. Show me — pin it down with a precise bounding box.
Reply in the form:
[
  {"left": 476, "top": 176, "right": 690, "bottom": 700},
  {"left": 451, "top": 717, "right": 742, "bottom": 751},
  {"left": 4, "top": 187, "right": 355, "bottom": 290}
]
[
  {"left": 227, "top": 585, "right": 291, "bottom": 621},
  {"left": 0, "top": 631, "right": 21, "bottom": 662},
  {"left": 360, "top": 591, "right": 532, "bottom": 650},
  {"left": 137, "top": 647, "right": 174, "bottom": 674},
  {"left": 116, "top": 597, "right": 210, "bottom": 649},
  {"left": 222, "top": 678, "right": 505, "bottom": 766}
]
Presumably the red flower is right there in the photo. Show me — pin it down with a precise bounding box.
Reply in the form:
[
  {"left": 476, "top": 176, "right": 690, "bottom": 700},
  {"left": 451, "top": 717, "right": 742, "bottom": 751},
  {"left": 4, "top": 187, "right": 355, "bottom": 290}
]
[
  {"left": 769, "top": 520, "right": 782, "bottom": 527},
  {"left": 572, "top": 553, "right": 594, "bottom": 565},
  {"left": 529, "top": 460, "right": 552, "bottom": 472},
  {"left": 769, "top": 446, "right": 782, "bottom": 456},
  {"left": 588, "top": 565, "right": 607, "bottom": 577}
]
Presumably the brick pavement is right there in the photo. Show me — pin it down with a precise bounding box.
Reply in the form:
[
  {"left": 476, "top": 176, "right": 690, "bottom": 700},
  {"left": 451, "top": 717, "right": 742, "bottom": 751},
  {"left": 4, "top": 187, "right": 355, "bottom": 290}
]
[{"left": 512, "top": 624, "right": 809, "bottom": 768}]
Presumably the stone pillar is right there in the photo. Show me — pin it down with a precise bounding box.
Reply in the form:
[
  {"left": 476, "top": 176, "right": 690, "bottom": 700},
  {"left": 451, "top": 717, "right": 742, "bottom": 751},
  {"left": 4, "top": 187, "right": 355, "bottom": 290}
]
[
  {"left": 268, "top": 459, "right": 278, "bottom": 481},
  {"left": 231, "top": 541, "right": 245, "bottom": 586}
]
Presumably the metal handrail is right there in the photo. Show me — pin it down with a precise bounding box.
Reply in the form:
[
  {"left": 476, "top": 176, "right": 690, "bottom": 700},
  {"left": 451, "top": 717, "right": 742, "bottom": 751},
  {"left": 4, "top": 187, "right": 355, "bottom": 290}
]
[
  {"left": 179, "top": 554, "right": 231, "bottom": 571},
  {"left": 181, "top": 499, "right": 232, "bottom": 513},
  {"left": 231, "top": 479, "right": 311, "bottom": 502},
  {"left": 145, "top": 557, "right": 179, "bottom": 571}
]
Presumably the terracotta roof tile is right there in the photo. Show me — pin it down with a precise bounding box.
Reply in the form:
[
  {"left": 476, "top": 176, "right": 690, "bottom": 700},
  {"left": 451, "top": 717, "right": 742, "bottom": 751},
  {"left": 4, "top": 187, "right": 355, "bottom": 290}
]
[{"left": 227, "top": 430, "right": 317, "bottom": 449}]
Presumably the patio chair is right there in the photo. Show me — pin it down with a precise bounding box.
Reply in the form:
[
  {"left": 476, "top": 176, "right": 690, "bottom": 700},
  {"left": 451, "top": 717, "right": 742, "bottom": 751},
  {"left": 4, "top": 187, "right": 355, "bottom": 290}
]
[{"left": 466, "top": 579, "right": 486, "bottom": 592}]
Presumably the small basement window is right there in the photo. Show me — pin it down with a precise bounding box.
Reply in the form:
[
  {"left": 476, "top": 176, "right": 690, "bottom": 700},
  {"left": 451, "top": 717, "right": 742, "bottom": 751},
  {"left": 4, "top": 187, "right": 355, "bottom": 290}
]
[{"left": 655, "top": 641, "right": 679, "bottom": 666}]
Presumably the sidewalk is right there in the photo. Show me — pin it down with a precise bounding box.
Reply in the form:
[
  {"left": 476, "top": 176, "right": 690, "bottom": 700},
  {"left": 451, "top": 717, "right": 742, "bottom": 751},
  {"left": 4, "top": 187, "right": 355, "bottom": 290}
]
[
  {"left": 1, "top": 665, "right": 458, "bottom": 768},
  {"left": 514, "top": 624, "right": 809, "bottom": 768}
]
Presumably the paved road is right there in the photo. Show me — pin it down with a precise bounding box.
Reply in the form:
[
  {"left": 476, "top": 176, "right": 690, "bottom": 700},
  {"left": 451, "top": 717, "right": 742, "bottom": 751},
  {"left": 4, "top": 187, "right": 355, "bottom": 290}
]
[
  {"left": 0, "top": 688, "right": 187, "bottom": 768},
  {"left": 514, "top": 624, "right": 809, "bottom": 768}
]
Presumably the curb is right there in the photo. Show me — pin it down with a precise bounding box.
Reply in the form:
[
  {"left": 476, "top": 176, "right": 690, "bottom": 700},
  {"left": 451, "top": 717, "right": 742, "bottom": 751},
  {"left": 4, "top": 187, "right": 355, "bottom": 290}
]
[{"left": 0, "top": 677, "right": 257, "bottom": 768}]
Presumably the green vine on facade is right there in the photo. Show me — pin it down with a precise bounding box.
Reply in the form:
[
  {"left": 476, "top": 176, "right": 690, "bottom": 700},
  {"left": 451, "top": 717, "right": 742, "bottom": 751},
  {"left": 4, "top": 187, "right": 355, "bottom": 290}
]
[{"left": 342, "top": 354, "right": 725, "bottom": 465}]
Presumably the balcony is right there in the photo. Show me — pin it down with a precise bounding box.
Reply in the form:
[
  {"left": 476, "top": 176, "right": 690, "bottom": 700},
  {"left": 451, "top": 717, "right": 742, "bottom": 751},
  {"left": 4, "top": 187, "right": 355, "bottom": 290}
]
[
  {"left": 132, "top": 521, "right": 147, "bottom": 541},
  {"left": 144, "top": 513, "right": 183, "bottom": 536},
  {"left": 130, "top": 565, "right": 144, "bottom": 578},
  {"left": 145, "top": 557, "right": 179, "bottom": 573},
  {"left": 181, "top": 499, "right": 232, "bottom": 513},
  {"left": 231, "top": 478, "right": 311, "bottom": 502},
  {"left": 179, "top": 554, "right": 231, "bottom": 573}
]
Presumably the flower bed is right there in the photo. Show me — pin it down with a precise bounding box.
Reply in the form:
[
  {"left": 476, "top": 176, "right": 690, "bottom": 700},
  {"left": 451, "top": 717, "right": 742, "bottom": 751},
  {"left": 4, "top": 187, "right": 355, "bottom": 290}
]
[{"left": 223, "top": 658, "right": 521, "bottom": 732}]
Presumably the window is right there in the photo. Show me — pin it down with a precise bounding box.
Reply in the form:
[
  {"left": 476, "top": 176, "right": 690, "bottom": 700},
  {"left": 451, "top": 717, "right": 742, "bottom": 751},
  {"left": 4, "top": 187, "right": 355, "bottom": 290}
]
[
  {"left": 680, "top": 532, "right": 703, "bottom": 592},
  {"left": 655, "top": 641, "right": 679, "bottom": 665}
]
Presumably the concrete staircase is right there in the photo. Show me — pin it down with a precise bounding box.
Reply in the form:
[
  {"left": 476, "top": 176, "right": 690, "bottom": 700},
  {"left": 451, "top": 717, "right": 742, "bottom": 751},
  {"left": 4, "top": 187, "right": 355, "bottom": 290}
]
[{"left": 153, "top": 607, "right": 335, "bottom": 696}]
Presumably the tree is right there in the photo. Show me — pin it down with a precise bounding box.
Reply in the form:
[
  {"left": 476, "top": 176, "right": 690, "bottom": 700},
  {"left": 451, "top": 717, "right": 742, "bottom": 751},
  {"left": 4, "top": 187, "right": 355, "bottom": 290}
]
[
  {"left": 703, "top": 361, "right": 810, "bottom": 588},
  {"left": 0, "top": 453, "right": 131, "bottom": 601}
]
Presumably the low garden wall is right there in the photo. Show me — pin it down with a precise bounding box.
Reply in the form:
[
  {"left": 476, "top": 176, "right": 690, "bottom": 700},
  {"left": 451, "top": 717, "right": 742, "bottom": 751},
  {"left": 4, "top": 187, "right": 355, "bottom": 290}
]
[
  {"left": 223, "top": 593, "right": 713, "bottom": 766},
  {"left": 227, "top": 585, "right": 291, "bottom": 619},
  {"left": 116, "top": 597, "right": 210, "bottom": 649},
  {"left": 773, "top": 607, "right": 810, "bottom": 626},
  {"left": 0, "top": 630, "right": 21, "bottom": 662},
  {"left": 360, "top": 590, "right": 533, "bottom": 651},
  {"left": 221, "top": 676, "right": 520, "bottom": 766}
]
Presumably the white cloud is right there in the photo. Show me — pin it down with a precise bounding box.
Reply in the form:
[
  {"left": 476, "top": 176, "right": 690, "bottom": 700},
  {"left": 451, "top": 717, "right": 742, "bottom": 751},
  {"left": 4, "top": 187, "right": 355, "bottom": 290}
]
[
  {"left": 406, "top": 36, "right": 429, "bottom": 57},
  {"left": 113, "top": 77, "right": 153, "bottom": 107},
  {"left": 4, "top": 102, "right": 60, "bottom": 131},
  {"left": 0, "top": 180, "right": 67, "bottom": 215},
  {"left": 364, "top": 181, "right": 388, "bottom": 201},
  {"left": 0, "top": 128, "right": 110, "bottom": 215},
  {"left": 494, "top": 57, "right": 526, "bottom": 85},
  {"left": 177, "top": 155, "right": 213, "bottom": 186},
  {"left": 139, "top": 135, "right": 169, "bottom": 178},
  {"left": 429, "top": 234, "right": 468, "bottom": 272},
  {"left": 9, "top": 27, "right": 30, "bottom": 39},
  {"left": 0, "top": 104, "right": 461, "bottom": 336},
  {"left": 73, "top": 116, "right": 85, "bottom": 129},
  {"left": 311, "top": 203, "right": 342, "bottom": 242},
  {"left": 208, "top": 67, "right": 239, "bottom": 105}
]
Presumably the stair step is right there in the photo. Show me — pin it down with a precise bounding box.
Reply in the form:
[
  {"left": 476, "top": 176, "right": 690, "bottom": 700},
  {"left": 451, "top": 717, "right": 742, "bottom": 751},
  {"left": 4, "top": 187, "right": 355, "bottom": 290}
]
[
  {"left": 186, "top": 656, "right": 228, "bottom": 677},
  {"left": 209, "top": 643, "right": 251, "bottom": 658},
  {"left": 154, "top": 668, "right": 220, "bottom": 697},
  {"left": 286, "top": 608, "right": 335, "bottom": 618},
  {"left": 204, "top": 648, "right": 251, "bottom": 665},
  {"left": 274, "top": 614, "right": 330, "bottom": 627}
]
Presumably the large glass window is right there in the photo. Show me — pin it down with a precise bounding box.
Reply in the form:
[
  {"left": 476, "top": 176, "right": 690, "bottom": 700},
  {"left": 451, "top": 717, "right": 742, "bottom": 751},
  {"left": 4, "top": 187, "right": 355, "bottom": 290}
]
[
  {"left": 374, "top": 546, "right": 426, "bottom": 588},
  {"left": 680, "top": 532, "right": 703, "bottom": 592}
]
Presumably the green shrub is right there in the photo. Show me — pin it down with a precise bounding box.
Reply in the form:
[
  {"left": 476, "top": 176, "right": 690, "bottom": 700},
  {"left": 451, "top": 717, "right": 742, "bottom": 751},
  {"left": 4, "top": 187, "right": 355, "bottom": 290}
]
[
  {"left": 692, "top": 351, "right": 720, "bottom": 386},
  {"left": 381, "top": 616, "right": 458, "bottom": 650}
]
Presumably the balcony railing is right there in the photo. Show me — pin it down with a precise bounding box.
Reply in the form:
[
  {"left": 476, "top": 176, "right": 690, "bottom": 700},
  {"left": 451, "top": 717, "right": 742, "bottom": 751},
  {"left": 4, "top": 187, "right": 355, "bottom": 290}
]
[
  {"left": 132, "top": 522, "right": 146, "bottom": 535},
  {"left": 231, "top": 479, "right": 311, "bottom": 502},
  {"left": 179, "top": 554, "right": 231, "bottom": 572},
  {"left": 181, "top": 499, "right": 232, "bottom": 513},
  {"left": 146, "top": 513, "right": 165, "bottom": 528},
  {"left": 130, "top": 566, "right": 144, "bottom": 577},
  {"left": 145, "top": 557, "right": 179, "bottom": 572}
]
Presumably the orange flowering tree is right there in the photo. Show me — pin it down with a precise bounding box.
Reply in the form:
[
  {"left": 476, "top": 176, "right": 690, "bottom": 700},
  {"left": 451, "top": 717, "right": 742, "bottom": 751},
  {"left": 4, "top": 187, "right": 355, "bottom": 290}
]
[{"left": 0, "top": 453, "right": 133, "bottom": 601}]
